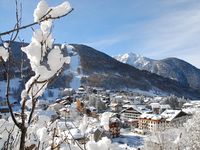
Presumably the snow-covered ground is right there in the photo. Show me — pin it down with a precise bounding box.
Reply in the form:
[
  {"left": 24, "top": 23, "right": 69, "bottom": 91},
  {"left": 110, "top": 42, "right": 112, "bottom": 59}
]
[
  {"left": 113, "top": 129, "right": 145, "bottom": 150},
  {"left": 64, "top": 49, "right": 84, "bottom": 90},
  {"left": 69, "top": 54, "right": 80, "bottom": 85}
]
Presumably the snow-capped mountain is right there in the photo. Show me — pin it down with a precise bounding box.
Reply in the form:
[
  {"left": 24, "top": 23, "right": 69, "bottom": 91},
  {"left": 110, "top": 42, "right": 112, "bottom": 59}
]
[
  {"left": 1, "top": 42, "right": 200, "bottom": 101},
  {"left": 115, "top": 53, "right": 200, "bottom": 91},
  {"left": 115, "top": 52, "right": 155, "bottom": 71}
]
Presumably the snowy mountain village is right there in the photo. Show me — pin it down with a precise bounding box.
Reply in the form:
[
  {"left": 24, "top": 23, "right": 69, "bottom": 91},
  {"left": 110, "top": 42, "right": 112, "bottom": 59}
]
[
  {"left": 1, "top": 85, "right": 200, "bottom": 149},
  {"left": 1, "top": 0, "right": 200, "bottom": 150}
]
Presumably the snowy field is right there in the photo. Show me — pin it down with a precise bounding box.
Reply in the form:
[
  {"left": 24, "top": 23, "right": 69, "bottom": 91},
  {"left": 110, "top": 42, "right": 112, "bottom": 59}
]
[{"left": 113, "top": 129, "right": 145, "bottom": 150}]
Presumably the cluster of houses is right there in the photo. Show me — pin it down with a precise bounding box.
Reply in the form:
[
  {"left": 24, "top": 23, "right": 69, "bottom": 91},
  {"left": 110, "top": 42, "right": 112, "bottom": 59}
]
[
  {"left": 44, "top": 86, "right": 196, "bottom": 137},
  {"left": 0, "top": 86, "right": 199, "bottom": 141},
  {"left": 110, "top": 98, "right": 191, "bottom": 134}
]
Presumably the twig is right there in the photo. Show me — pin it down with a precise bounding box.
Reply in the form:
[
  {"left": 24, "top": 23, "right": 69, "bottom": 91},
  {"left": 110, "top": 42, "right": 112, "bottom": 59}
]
[
  {"left": 64, "top": 117, "right": 84, "bottom": 150},
  {"left": 51, "top": 128, "right": 57, "bottom": 150},
  {"left": 0, "top": 8, "right": 74, "bottom": 37},
  {"left": 1, "top": 57, "right": 21, "bottom": 129}
]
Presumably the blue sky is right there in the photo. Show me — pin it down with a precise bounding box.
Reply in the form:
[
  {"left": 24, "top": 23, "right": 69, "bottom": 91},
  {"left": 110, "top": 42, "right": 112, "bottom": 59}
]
[{"left": 0, "top": 0, "right": 200, "bottom": 68}]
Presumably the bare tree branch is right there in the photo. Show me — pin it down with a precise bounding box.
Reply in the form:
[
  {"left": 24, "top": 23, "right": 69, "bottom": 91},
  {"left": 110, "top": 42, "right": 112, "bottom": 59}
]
[
  {"left": 1, "top": 57, "right": 21, "bottom": 128},
  {"left": 0, "top": 8, "right": 74, "bottom": 37}
]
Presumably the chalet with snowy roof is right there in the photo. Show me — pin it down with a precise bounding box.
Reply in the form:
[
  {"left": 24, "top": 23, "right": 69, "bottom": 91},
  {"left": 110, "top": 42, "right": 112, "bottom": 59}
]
[
  {"left": 161, "top": 109, "right": 190, "bottom": 127},
  {"left": 76, "top": 86, "right": 86, "bottom": 95},
  {"left": 182, "top": 101, "right": 200, "bottom": 114},
  {"left": 160, "top": 104, "right": 171, "bottom": 113},
  {"left": 60, "top": 88, "right": 75, "bottom": 96},
  {"left": 182, "top": 102, "right": 193, "bottom": 108},
  {"left": 59, "top": 107, "right": 70, "bottom": 118},
  {"left": 120, "top": 106, "right": 142, "bottom": 127},
  {"left": 109, "top": 117, "right": 120, "bottom": 138},
  {"left": 120, "top": 104, "right": 151, "bottom": 127},
  {"left": 182, "top": 100, "right": 200, "bottom": 109},
  {"left": 56, "top": 96, "right": 73, "bottom": 105},
  {"left": 138, "top": 113, "right": 165, "bottom": 133},
  {"left": 109, "top": 102, "right": 123, "bottom": 112},
  {"left": 138, "top": 110, "right": 190, "bottom": 133},
  {"left": 150, "top": 103, "right": 160, "bottom": 114}
]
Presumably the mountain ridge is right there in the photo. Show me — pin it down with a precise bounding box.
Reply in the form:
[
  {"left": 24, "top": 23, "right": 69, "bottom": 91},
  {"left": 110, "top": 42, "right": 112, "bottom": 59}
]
[
  {"left": 115, "top": 52, "right": 200, "bottom": 91},
  {"left": 0, "top": 42, "right": 200, "bottom": 100}
]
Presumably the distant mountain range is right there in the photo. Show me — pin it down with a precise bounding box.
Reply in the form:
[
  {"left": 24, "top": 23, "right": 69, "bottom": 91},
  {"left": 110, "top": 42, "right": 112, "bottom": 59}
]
[
  {"left": 0, "top": 42, "right": 200, "bottom": 100},
  {"left": 115, "top": 52, "right": 200, "bottom": 91}
]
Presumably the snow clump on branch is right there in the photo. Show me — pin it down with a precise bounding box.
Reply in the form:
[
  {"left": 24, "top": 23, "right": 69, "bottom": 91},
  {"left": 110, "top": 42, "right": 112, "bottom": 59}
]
[
  {"left": 86, "top": 137, "right": 123, "bottom": 150},
  {"left": 34, "top": 0, "right": 71, "bottom": 22},
  {"left": 0, "top": 43, "right": 9, "bottom": 62},
  {"left": 21, "top": 0, "right": 71, "bottom": 98}
]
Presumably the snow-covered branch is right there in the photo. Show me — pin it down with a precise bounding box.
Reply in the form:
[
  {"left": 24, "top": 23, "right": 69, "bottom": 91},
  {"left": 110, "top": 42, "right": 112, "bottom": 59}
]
[
  {"left": 0, "top": 0, "right": 73, "bottom": 149},
  {"left": 0, "top": 1, "right": 73, "bottom": 37}
]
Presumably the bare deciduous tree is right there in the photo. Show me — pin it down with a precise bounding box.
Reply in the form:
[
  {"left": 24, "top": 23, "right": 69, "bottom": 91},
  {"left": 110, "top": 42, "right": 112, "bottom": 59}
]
[{"left": 0, "top": 1, "right": 73, "bottom": 149}]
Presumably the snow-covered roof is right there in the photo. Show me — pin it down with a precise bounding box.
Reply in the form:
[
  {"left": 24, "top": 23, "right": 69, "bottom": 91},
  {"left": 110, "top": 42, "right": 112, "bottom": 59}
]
[
  {"left": 150, "top": 103, "right": 160, "bottom": 108},
  {"left": 189, "top": 101, "right": 200, "bottom": 106},
  {"left": 122, "top": 104, "right": 135, "bottom": 109},
  {"left": 115, "top": 95, "right": 123, "bottom": 99},
  {"left": 140, "top": 113, "right": 162, "bottom": 121},
  {"left": 182, "top": 108, "right": 198, "bottom": 114},
  {"left": 183, "top": 101, "right": 200, "bottom": 108},
  {"left": 191, "top": 100, "right": 200, "bottom": 103},
  {"left": 63, "top": 88, "right": 74, "bottom": 92},
  {"left": 109, "top": 103, "right": 119, "bottom": 107},
  {"left": 59, "top": 107, "right": 69, "bottom": 112},
  {"left": 160, "top": 104, "right": 171, "bottom": 109},
  {"left": 122, "top": 104, "right": 150, "bottom": 114},
  {"left": 183, "top": 103, "right": 193, "bottom": 106},
  {"left": 161, "top": 110, "right": 182, "bottom": 122},
  {"left": 49, "top": 103, "right": 63, "bottom": 107},
  {"left": 144, "top": 99, "right": 150, "bottom": 103},
  {"left": 154, "top": 96, "right": 163, "bottom": 101},
  {"left": 78, "top": 87, "right": 85, "bottom": 91},
  {"left": 137, "top": 105, "right": 148, "bottom": 110}
]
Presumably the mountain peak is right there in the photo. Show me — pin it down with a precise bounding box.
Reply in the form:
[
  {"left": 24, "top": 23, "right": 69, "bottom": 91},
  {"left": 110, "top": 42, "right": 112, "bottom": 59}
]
[
  {"left": 115, "top": 52, "right": 153, "bottom": 70},
  {"left": 115, "top": 52, "right": 200, "bottom": 91}
]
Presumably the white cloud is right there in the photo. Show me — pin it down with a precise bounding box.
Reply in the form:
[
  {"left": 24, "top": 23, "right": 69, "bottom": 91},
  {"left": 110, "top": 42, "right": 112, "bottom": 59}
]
[
  {"left": 85, "top": 36, "right": 123, "bottom": 48},
  {"left": 140, "top": 2, "right": 200, "bottom": 68},
  {"left": 81, "top": 0, "right": 200, "bottom": 68}
]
